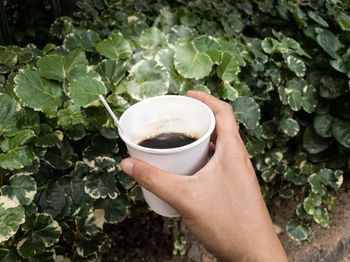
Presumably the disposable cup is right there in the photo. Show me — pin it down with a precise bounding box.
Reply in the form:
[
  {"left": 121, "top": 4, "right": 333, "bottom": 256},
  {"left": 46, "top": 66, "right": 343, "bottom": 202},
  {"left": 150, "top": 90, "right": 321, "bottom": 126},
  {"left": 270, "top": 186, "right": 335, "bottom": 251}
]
[{"left": 119, "top": 95, "right": 215, "bottom": 217}]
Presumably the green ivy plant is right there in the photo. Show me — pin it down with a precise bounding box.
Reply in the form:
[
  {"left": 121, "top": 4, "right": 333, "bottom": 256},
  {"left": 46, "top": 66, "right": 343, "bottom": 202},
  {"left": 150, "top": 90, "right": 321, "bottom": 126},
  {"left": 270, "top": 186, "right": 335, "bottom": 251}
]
[{"left": 0, "top": 0, "right": 349, "bottom": 260}]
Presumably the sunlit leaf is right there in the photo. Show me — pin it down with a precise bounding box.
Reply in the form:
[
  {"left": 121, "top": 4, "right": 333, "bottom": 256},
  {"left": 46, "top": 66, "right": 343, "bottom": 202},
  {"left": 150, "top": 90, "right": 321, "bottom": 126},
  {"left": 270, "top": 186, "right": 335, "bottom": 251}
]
[
  {"left": 14, "top": 70, "right": 62, "bottom": 114},
  {"left": 126, "top": 60, "right": 169, "bottom": 100},
  {"left": 174, "top": 38, "right": 213, "bottom": 79},
  {"left": 68, "top": 73, "right": 107, "bottom": 107},
  {"left": 96, "top": 32, "right": 132, "bottom": 60},
  {"left": 37, "top": 49, "right": 87, "bottom": 83}
]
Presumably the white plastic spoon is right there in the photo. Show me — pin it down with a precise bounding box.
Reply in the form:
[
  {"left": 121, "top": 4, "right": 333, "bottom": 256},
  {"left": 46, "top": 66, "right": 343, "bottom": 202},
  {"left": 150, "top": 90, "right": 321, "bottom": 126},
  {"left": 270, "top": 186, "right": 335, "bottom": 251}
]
[{"left": 99, "top": 95, "right": 125, "bottom": 135}]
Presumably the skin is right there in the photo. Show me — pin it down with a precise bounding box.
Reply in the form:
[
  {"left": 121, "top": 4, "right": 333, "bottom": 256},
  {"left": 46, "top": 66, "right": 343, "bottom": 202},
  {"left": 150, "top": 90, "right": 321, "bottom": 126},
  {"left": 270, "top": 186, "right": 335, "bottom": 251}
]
[{"left": 120, "top": 91, "right": 288, "bottom": 262}]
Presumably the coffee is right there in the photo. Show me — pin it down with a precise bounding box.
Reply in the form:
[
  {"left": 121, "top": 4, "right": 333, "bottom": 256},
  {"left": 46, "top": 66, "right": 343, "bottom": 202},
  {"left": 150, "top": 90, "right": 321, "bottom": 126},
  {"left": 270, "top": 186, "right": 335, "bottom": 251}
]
[{"left": 138, "top": 132, "right": 197, "bottom": 149}]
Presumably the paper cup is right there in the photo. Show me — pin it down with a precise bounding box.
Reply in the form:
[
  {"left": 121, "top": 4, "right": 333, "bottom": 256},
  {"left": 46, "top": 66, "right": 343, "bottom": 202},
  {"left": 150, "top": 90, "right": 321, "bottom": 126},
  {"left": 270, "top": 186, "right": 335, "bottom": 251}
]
[{"left": 119, "top": 95, "right": 215, "bottom": 217}]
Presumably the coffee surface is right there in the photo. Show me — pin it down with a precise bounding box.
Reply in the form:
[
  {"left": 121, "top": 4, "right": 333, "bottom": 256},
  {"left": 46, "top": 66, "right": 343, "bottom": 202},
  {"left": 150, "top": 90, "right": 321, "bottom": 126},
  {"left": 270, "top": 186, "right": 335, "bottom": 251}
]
[{"left": 138, "top": 132, "right": 197, "bottom": 149}]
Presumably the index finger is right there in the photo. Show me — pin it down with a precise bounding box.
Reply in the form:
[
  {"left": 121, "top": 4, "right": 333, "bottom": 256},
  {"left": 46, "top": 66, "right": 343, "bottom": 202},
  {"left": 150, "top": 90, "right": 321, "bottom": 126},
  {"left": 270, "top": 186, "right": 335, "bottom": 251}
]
[{"left": 186, "top": 90, "right": 241, "bottom": 144}]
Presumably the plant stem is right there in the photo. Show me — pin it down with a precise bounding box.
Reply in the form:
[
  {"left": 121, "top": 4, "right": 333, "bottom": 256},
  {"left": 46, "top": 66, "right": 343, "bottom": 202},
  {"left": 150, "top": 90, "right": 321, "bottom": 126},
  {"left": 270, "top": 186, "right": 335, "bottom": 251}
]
[{"left": 0, "top": 0, "right": 11, "bottom": 45}]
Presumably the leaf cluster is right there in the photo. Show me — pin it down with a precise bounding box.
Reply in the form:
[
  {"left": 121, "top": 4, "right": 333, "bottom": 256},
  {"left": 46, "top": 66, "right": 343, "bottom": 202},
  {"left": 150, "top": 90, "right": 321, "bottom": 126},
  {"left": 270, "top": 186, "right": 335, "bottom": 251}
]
[{"left": 0, "top": 0, "right": 349, "bottom": 259}]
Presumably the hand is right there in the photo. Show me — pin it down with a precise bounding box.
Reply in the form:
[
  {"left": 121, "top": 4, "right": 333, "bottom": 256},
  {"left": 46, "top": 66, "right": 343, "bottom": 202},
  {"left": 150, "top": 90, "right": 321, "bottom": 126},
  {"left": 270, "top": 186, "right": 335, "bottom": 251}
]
[{"left": 121, "top": 91, "right": 288, "bottom": 262}]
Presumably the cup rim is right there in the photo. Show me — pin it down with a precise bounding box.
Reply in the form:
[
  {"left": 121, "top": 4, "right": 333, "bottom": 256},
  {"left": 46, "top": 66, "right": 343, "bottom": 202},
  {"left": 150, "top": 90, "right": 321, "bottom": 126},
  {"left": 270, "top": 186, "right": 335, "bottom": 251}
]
[{"left": 118, "top": 95, "right": 216, "bottom": 155}]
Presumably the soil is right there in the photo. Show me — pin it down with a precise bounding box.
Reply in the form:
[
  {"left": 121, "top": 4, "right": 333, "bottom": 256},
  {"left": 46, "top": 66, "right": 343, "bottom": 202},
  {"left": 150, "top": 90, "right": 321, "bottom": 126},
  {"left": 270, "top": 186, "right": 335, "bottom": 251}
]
[{"left": 102, "top": 177, "right": 350, "bottom": 262}]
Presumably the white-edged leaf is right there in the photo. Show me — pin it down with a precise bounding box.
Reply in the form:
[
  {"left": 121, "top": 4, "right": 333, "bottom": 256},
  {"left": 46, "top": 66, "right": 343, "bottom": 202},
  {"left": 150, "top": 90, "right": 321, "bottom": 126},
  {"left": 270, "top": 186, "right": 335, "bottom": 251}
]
[
  {"left": 231, "top": 96, "right": 261, "bottom": 129},
  {"left": 0, "top": 196, "right": 25, "bottom": 243},
  {"left": 0, "top": 174, "right": 37, "bottom": 206},
  {"left": 174, "top": 38, "right": 213, "bottom": 79},
  {"left": 14, "top": 70, "right": 62, "bottom": 114},
  {"left": 96, "top": 32, "right": 132, "bottom": 60},
  {"left": 280, "top": 118, "right": 300, "bottom": 137},
  {"left": 68, "top": 74, "right": 107, "bottom": 107},
  {"left": 126, "top": 60, "right": 169, "bottom": 100},
  {"left": 17, "top": 213, "right": 61, "bottom": 258}
]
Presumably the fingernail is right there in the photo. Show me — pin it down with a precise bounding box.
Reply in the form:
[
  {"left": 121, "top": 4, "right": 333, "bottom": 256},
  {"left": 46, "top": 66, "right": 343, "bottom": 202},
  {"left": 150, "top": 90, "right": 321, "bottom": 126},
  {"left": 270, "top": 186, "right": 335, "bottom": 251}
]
[{"left": 121, "top": 160, "right": 134, "bottom": 175}]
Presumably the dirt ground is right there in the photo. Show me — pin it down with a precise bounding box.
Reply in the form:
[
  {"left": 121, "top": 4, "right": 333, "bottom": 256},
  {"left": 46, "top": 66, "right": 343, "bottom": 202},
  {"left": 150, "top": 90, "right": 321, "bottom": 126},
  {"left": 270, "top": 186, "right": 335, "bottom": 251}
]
[{"left": 103, "top": 176, "right": 350, "bottom": 262}]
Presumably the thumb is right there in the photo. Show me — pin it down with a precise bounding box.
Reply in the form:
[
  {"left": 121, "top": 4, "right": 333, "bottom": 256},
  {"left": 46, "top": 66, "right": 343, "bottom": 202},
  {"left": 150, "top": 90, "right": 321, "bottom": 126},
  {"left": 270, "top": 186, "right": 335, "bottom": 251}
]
[{"left": 120, "top": 158, "right": 187, "bottom": 207}]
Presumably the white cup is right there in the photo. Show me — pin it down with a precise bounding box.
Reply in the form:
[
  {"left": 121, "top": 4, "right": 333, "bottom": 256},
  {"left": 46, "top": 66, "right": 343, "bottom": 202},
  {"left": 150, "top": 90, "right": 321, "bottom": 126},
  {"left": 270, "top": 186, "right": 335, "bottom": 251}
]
[{"left": 119, "top": 95, "right": 215, "bottom": 217}]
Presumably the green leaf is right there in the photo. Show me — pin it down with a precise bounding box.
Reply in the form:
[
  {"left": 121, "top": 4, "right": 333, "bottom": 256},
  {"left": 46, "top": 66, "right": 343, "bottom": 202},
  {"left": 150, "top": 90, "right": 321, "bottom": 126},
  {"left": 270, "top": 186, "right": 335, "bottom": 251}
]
[
  {"left": 295, "top": 203, "right": 312, "bottom": 220},
  {"left": 261, "top": 38, "right": 278, "bottom": 54},
  {"left": 43, "top": 141, "right": 77, "bottom": 170},
  {"left": 261, "top": 169, "right": 276, "bottom": 182},
  {"left": 17, "top": 213, "right": 61, "bottom": 258},
  {"left": 285, "top": 78, "right": 315, "bottom": 112},
  {"left": 140, "top": 27, "right": 167, "bottom": 49},
  {"left": 193, "top": 35, "right": 221, "bottom": 64},
  {"left": 118, "top": 172, "right": 135, "bottom": 190},
  {"left": 319, "top": 75, "right": 347, "bottom": 99},
  {"left": 219, "top": 82, "right": 239, "bottom": 101},
  {"left": 14, "top": 70, "right": 62, "bottom": 114},
  {"left": 303, "top": 127, "right": 332, "bottom": 154},
  {"left": 303, "top": 193, "right": 322, "bottom": 215},
  {"left": 95, "top": 195, "right": 128, "bottom": 223},
  {"left": 64, "top": 30, "right": 100, "bottom": 52},
  {"left": 279, "top": 186, "right": 294, "bottom": 199},
  {"left": 231, "top": 97, "right": 261, "bottom": 129},
  {"left": 94, "top": 59, "right": 126, "bottom": 92},
  {"left": 286, "top": 219, "right": 311, "bottom": 242},
  {"left": 284, "top": 54, "right": 306, "bottom": 77},
  {"left": 307, "top": 11, "right": 329, "bottom": 27},
  {"left": 285, "top": 78, "right": 306, "bottom": 111},
  {"left": 58, "top": 174, "right": 92, "bottom": 212},
  {"left": 37, "top": 49, "right": 88, "bottom": 83},
  {"left": 174, "top": 38, "right": 213, "bottom": 79},
  {"left": 36, "top": 182, "right": 67, "bottom": 218},
  {"left": 83, "top": 157, "right": 119, "bottom": 199},
  {"left": 0, "top": 93, "right": 24, "bottom": 137},
  {"left": 0, "top": 196, "right": 25, "bottom": 243},
  {"left": 129, "top": 186, "right": 143, "bottom": 203},
  {"left": 0, "top": 130, "right": 35, "bottom": 170},
  {"left": 313, "top": 208, "right": 329, "bottom": 227},
  {"left": 126, "top": 60, "right": 169, "bottom": 100},
  {"left": 332, "top": 118, "right": 350, "bottom": 148},
  {"left": 313, "top": 114, "right": 333, "bottom": 138},
  {"left": 336, "top": 11, "right": 350, "bottom": 31},
  {"left": 68, "top": 74, "right": 107, "bottom": 107},
  {"left": 57, "top": 104, "right": 88, "bottom": 129},
  {"left": 280, "top": 118, "right": 300, "bottom": 137},
  {"left": 308, "top": 169, "right": 343, "bottom": 195},
  {"left": 246, "top": 139, "right": 265, "bottom": 157},
  {"left": 217, "top": 52, "right": 240, "bottom": 82},
  {"left": 96, "top": 32, "right": 132, "bottom": 60},
  {"left": 264, "top": 148, "right": 283, "bottom": 167},
  {"left": 301, "top": 85, "right": 317, "bottom": 113},
  {"left": 35, "top": 127, "right": 63, "bottom": 148},
  {"left": 0, "top": 248, "right": 17, "bottom": 262},
  {"left": 0, "top": 174, "right": 37, "bottom": 206},
  {"left": 316, "top": 30, "right": 343, "bottom": 59}
]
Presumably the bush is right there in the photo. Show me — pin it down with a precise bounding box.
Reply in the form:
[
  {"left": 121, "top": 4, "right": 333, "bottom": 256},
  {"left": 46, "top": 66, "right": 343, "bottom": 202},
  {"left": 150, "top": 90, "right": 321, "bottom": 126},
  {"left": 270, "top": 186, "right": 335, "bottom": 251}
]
[{"left": 0, "top": 0, "right": 349, "bottom": 260}]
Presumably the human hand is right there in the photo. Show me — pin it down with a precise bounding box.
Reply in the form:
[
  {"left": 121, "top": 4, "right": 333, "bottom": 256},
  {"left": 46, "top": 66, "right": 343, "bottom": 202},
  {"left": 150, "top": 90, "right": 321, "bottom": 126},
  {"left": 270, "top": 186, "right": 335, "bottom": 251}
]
[{"left": 121, "top": 91, "right": 288, "bottom": 262}]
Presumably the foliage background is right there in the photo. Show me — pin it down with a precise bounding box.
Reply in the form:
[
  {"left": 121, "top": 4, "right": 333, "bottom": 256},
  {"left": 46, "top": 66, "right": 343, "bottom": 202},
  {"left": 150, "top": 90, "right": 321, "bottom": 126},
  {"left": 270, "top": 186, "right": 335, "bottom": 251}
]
[{"left": 0, "top": 0, "right": 349, "bottom": 261}]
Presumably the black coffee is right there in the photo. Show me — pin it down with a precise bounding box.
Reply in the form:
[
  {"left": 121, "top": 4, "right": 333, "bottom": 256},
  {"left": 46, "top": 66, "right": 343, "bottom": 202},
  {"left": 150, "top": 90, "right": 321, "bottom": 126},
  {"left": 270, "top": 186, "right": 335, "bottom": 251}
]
[{"left": 138, "top": 132, "right": 197, "bottom": 149}]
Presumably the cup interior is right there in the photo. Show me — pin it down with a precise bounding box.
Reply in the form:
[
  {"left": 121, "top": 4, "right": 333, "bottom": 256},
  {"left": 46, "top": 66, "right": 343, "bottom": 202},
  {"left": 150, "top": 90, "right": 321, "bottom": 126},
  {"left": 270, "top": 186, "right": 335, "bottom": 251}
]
[{"left": 119, "top": 95, "right": 215, "bottom": 153}]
